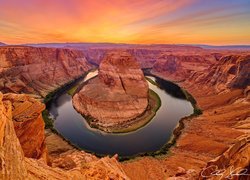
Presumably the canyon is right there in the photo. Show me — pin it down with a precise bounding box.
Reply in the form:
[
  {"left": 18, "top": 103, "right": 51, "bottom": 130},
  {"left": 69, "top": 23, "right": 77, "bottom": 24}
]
[{"left": 0, "top": 45, "right": 249, "bottom": 179}]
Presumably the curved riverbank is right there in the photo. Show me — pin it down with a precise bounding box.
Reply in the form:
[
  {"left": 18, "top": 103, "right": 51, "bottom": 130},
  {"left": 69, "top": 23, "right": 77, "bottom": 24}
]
[{"left": 47, "top": 70, "right": 195, "bottom": 158}]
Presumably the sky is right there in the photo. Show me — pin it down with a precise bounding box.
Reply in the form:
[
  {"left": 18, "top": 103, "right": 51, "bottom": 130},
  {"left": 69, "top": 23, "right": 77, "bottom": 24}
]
[{"left": 0, "top": 0, "right": 250, "bottom": 45}]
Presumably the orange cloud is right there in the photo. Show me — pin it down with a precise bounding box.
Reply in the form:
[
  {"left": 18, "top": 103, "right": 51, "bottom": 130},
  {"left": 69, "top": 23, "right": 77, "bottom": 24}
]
[{"left": 0, "top": 0, "right": 249, "bottom": 45}]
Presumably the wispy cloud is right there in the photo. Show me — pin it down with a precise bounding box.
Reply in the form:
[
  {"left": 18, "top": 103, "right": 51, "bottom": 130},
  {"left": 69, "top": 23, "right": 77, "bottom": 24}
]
[{"left": 0, "top": 0, "right": 249, "bottom": 44}]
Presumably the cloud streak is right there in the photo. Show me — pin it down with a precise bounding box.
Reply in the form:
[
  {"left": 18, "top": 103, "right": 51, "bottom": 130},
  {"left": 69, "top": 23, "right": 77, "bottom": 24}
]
[{"left": 0, "top": 0, "right": 249, "bottom": 44}]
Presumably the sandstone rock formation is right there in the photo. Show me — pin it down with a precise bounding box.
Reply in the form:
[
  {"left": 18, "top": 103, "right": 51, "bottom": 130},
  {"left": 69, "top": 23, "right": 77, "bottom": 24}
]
[
  {"left": 2, "top": 93, "right": 46, "bottom": 159},
  {"left": 0, "top": 46, "right": 93, "bottom": 97},
  {"left": 73, "top": 51, "right": 149, "bottom": 131},
  {"left": 0, "top": 92, "right": 129, "bottom": 179},
  {"left": 202, "top": 55, "right": 250, "bottom": 90},
  {"left": 152, "top": 54, "right": 218, "bottom": 82},
  {"left": 200, "top": 135, "right": 250, "bottom": 179}
]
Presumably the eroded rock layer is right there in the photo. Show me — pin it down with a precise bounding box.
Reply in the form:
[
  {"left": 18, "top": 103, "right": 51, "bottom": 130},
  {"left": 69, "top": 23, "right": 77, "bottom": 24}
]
[
  {"left": 73, "top": 51, "right": 149, "bottom": 131},
  {"left": 3, "top": 93, "right": 46, "bottom": 159},
  {"left": 0, "top": 46, "right": 93, "bottom": 97}
]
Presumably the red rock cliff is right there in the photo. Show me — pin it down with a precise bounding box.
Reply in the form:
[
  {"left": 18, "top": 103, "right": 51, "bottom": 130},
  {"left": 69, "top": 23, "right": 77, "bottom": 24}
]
[
  {"left": 2, "top": 93, "right": 46, "bottom": 159},
  {"left": 0, "top": 46, "right": 93, "bottom": 97}
]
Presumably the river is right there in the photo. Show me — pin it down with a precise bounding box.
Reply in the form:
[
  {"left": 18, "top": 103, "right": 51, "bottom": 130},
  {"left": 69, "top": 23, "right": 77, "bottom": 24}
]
[{"left": 48, "top": 71, "right": 193, "bottom": 157}]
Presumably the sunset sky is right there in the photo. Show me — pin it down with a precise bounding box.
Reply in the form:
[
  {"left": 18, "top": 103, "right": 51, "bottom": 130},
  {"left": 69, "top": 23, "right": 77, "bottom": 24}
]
[{"left": 0, "top": 0, "right": 250, "bottom": 45}]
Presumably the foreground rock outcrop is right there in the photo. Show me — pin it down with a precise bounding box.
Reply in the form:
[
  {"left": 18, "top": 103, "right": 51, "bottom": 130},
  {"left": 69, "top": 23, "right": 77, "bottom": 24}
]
[
  {"left": 3, "top": 93, "right": 46, "bottom": 159},
  {"left": 0, "top": 46, "right": 93, "bottom": 97},
  {"left": 0, "top": 92, "right": 129, "bottom": 179},
  {"left": 73, "top": 51, "right": 149, "bottom": 131},
  {"left": 201, "top": 135, "right": 250, "bottom": 179}
]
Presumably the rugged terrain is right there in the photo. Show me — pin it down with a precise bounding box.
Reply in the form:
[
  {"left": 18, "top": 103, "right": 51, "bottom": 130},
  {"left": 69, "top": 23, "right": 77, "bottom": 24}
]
[
  {"left": 73, "top": 51, "right": 149, "bottom": 132},
  {"left": 2, "top": 93, "right": 46, "bottom": 159},
  {"left": 0, "top": 45, "right": 249, "bottom": 179},
  {"left": 0, "top": 46, "right": 93, "bottom": 97},
  {"left": 0, "top": 92, "right": 129, "bottom": 179},
  {"left": 122, "top": 53, "right": 250, "bottom": 179}
]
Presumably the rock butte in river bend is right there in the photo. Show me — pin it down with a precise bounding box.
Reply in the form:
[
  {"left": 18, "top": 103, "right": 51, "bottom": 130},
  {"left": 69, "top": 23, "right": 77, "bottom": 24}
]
[
  {"left": 0, "top": 45, "right": 249, "bottom": 179},
  {"left": 73, "top": 51, "right": 149, "bottom": 131}
]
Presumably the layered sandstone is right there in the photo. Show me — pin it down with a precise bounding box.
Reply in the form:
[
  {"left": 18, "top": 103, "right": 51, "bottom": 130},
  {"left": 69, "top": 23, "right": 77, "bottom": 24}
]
[
  {"left": 2, "top": 93, "right": 46, "bottom": 159},
  {"left": 0, "top": 92, "right": 129, "bottom": 180},
  {"left": 73, "top": 51, "right": 149, "bottom": 131},
  {"left": 151, "top": 54, "right": 218, "bottom": 82},
  {"left": 0, "top": 46, "right": 93, "bottom": 97},
  {"left": 199, "top": 55, "right": 250, "bottom": 91}
]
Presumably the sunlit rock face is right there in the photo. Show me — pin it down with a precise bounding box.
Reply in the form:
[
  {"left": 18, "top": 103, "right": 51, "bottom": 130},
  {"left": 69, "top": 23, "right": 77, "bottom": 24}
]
[
  {"left": 2, "top": 93, "right": 46, "bottom": 159},
  {"left": 73, "top": 51, "right": 149, "bottom": 131},
  {"left": 0, "top": 46, "right": 93, "bottom": 97}
]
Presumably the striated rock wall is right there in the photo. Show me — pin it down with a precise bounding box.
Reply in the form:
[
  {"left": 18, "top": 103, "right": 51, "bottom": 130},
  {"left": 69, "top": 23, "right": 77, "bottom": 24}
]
[
  {"left": 0, "top": 92, "right": 28, "bottom": 180},
  {"left": 0, "top": 46, "right": 93, "bottom": 97},
  {"left": 152, "top": 54, "right": 218, "bottom": 82},
  {"left": 200, "top": 55, "right": 250, "bottom": 90},
  {"left": 73, "top": 51, "right": 149, "bottom": 131},
  {"left": 152, "top": 54, "right": 250, "bottom": 91},
  {"left": 3, "top": 93, "right": 46, "bottom": 159}
]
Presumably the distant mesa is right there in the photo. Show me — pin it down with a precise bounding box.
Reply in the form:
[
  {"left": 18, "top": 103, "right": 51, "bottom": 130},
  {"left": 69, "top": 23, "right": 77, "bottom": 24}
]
[
  {"left": 72, "top": 51, "right": 154, "bottom": 132},
  {"left": 0, "top": 42, "right": 6, "bottom": 46}
]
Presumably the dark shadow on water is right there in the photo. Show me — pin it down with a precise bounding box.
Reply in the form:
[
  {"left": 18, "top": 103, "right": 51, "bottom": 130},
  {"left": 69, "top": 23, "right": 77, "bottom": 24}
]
[{"left": 155, "top": 78, "right": 186, "bottom": 99}]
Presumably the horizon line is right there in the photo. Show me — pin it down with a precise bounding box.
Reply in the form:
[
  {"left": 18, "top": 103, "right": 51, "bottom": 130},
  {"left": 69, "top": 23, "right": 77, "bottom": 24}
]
[{"left": 3, "top": 42, "right": 250, "bottom": 47}]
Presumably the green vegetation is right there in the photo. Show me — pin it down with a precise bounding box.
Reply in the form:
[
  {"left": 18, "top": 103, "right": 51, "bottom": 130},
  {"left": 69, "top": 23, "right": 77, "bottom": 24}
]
[
  {"left": 43, "top": 80, "right": 75, "bottom": 104},
  {"left": 67, "top": 84, "right": 78, "bottom": 96},
  {"left": 149, "top": 89, "right": 161, "bottom": 112},
  {"left": 193, "top": 108, "right": 202, "bottom": 115},
  {"left": 182, "top": 89, "right": 202, "bottom": 116},
  {"left": 43, "top": 71, "right": 94, "bottom": 104},
  {"left": 42, "top": 109, "right": 55, "bottom": 130},
  {"left": 145, "top": 77, "right": 159, "bottom": 87}
]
